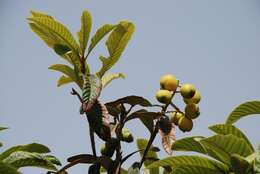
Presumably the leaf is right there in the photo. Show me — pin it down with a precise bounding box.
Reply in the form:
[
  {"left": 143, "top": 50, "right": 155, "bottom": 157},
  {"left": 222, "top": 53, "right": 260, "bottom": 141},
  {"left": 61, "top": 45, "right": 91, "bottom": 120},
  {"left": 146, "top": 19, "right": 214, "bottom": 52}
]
[
  {"left": 78, "top": 10, "right": 92, "bottom": 54},
  {"left": 3, "top": 151, "right": 57, "bottom": 170},
  {"left": 200, "top": 134, "right": 254, "bottom": 167},
  {"left": 101, "top": 73, "right": 126, "bottom": 88},
  {"left": 171, "top": 136, "right": 207, "bottom": 154},
  {"left": 126, "top": 109, "right": 162, "bottom": 133},
  {"left": 0, "top": 161, "right": 22, "bottom": 174},
  {"left": 28, "top": 16, "right": 80, "bottom": 54},
  {"left": 226, "top": 100, "right": 260, "bottom": 124},
  {"left": 173, "top": 165, "right": 226, "bottom": 174},
  {"left": 96, "top": 21, "right": 135, "bottom": 77},
  {"left": 88, "top": 24, "right": 115, "bottom": 55},
  {"left": 159, "top": 123, "right": 176, "bottom": 155},
  {"left": 128, "top": 162, "right": 140, "bottom": 174},
  {"left": 136, "top": 139, "right": 159, "bottom": 174},
  {"left": 256, "top": 144, "right": 260, "bottom": 173},
  {"left": 57, "top": 75, "right": 73, "bottom": 87},
  {"left": 209, "top": 124, "right": 254, "bottom": 152},
  {"left": 100, "top": 167, "right": 128, "bottom": 174},
  {"left": 146, "top": 155, "right": 229, "bottom": 174},
  {"left": 49, "top": 64, "right": 81, "bottom": 88},
  {"left": 43, "top": 155, "right": 62, "bottom": 166},
  {"left": 67, "top": 154, "right": 112, "bottom": 170},
  {"left": 0, "top": 127, "right": 8, "bottom": 131},
  {"left": 86, "top": 101, "right": 111, "bottom": 141},
  {"left": 30, "top": 11, "right": 53, "bottom": 19},
  {"left": 82, "top": 74, "right": 102, "bottom": 112},
  {"left": 230, "top": 154, "right": 251, "bottom": 174},
  {"left": 0, "top": 143, "right": 50, "bottom": 160},
  {"left": 53, "top": 44, "right": 71, "bottom": 55},
  {"left": 106, "top": 96, "right": 152, "bottom": 108}
]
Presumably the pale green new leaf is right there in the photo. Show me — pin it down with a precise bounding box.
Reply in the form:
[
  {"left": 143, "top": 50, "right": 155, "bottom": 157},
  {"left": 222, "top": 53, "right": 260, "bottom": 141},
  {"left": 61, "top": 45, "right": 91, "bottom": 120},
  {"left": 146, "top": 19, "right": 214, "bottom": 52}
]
[
  {"left": 147, "top": 155, "right": 229, "bottom": 174},
  {"left": 30, "top": 11, "right": 53, "bottom": 19},
  {"left": 28, "top": 22, "right": 58, "bottom": 48},
  {"left": 88, "top": 24, "right": 115, "bottom": 55},
  {"left": 256, "top": 144, "right": 260, "bottom": 173},
  {"left": 57, "top": 75, "right": 73, "bottom": 87},
  {"left": 49, "top": 64, "right": 81, "bottom": 87},
  {"left": 78, "top": 10, "right": 92, "bottom": 54},
  {"left": 82, "top": 74, "right": 102, "bottom": 111},
  {"left": 171, "top": 136, "right": 207, "bottom": 154},
  {"left": 3, "top": 151, "right": 57, "bottom": 170},
  {"left": 0, "top": 161, "right": 22, "bottom": 174},
  {"left": 226, "top": 100, "right": 260, "bottom": 124},
  {"left": 209, "top": 124, "right": 254, "bottom": 152},
  {"left": 136, "top": 139, "right": 159, "bottom": 174},
  {"left": 96, "top": 21, "right": 135, "bottom": 77},
  {"left": 28, "top": 16, "right": 80, "bottom": 54},
  {"left": 0, "top": 143, "right": 50, "bottom": 161},
  {"left": 101, "top": 73, "right": 126, "bottom": 88},
  {"left": 200, "top": 134, "right": 254, "bottom": 167}
]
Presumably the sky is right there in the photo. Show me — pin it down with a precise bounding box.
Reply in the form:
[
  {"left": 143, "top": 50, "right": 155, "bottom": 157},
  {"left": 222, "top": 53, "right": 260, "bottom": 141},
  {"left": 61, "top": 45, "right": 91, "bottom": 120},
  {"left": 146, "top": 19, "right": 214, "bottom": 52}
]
[{"left": 1, "top": 0, "right": 260, "bottom": 173}]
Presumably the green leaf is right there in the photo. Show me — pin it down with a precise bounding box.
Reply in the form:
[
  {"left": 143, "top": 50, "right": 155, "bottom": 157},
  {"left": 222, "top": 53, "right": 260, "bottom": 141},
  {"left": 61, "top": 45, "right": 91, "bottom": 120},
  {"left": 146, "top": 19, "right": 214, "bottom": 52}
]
[
  {"left": 96, "top": 21, "right": 135, "bottom": 77},
  {"left": 82, "top": 74, "right": 102, "bottom": 112},
  {"left": 128, "top": 162, "right": 140, "bottom": 174},
  {"left": 78, "top": 10, "right": 92, "bottom": 54},
  {"left": 0, "top": 161, "right": 22, "bottom": 174},
  {"left": 28, "top": 16, "right": 80, "bottom": 55},
  {"left": 173, "top": 165, "right": 226, "bottom": 174},
  {"left": 0, "top": 127, "right": 8, "bottom": 131},
  {"left": 226, "top": 100, "right": 260, "bottom": 124},
  {"left": 147, "top": 155, "right": 229, "bottom": 174},
  {"left": 230, "top": 154, "right": 252, "bottom": 174},
  {"left": 53, "top": 44, "right": 71, "bottom": 55},
  {"left": 0, "top": 143, "right": 50, "bottom": 160},
  {"left": 209, "top": 124, "right": 254, "bottom": 152},
  {"left": 3, "top": 151, "right": 57, "bottom": 170},
  {"left": 101, "top": 73, "right": 126, "bottom": 88},
  {"left": 256, "top": 144, "right": 260, "bottom": 173},
  {"left": 105, "top": 96, "right": 152, "bottom": 108},
  {"left": 126, "top": 109, "right": 162, "bottom": 133},
  {"left": 136, "top": 139, "right": 159, "bottom": 174},
  {"left": 200, "top": 134, "right": 254, "bottom": 167},
  {"left": 86, "top": 101, "right": 111, "bottom": 141},
  {"left": 49, "top": 64, "right": 81, "bottom": 88},
  {"left": 30, "top": 11, "right": 53, "bottom": 19},
  {"left": 88, "top": 24, "right": 115, "bottom": 55},
  {"left": 43, "top": 155, "right": 62, "bottom": 166},
  {"left": 57, "top": 75, "right": 73, "bottom": 87},
  {"left": 171, "top": 136, "right": 207, "bottom": 154}
]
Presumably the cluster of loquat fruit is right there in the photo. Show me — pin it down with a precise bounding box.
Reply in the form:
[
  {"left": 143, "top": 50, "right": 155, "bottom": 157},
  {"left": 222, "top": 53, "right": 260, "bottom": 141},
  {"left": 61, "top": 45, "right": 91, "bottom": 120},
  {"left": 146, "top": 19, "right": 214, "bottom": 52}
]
[{"left": 156, "top": 74, "right": 201, "bottom": 132}]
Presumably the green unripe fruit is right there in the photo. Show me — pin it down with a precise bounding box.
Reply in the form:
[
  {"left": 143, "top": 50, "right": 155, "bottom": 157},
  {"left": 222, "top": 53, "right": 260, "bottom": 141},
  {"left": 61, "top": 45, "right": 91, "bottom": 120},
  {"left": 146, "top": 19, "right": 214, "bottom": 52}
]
[
  {"left": 156, "top": 90, "right": 172, "bottom": 104},
  {"left": 160, "top": 74, "right": 179, "bottom": 91},
  {"left": 120, "top": 128, "right": 134, "bottom": 143},
  {"left": 178, "top": 117, "right": 193, "bottom": 132},
  {"left": 100, "top": 143, "right": 112, "bottom": 156},
  {"left": 180, "top": 84, "right": 196, "bottom": 99},
  {"left": 184, "top": 90, "right": 201, "bottom": 104},
  {"left": 170, "top": 112, "right": 184, "bottom": 125},
  {"left": 185, "top": 103, "right": 200, "bottom": 119}
]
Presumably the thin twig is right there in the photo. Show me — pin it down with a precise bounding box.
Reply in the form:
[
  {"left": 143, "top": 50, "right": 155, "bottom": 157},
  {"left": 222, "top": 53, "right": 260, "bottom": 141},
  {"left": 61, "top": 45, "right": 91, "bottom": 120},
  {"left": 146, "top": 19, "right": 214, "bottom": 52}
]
[
  {"left": 139, "top": 124, "right": 159, "bottom": 169},
  {"left": 71, "top": 88, "right": 83, "bottom": 103}
]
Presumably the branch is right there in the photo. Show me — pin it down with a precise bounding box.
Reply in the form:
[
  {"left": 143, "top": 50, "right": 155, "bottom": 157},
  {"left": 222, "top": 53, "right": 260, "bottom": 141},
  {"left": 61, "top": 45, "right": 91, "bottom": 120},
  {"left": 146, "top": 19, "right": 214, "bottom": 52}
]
[{"left": 71, "top": 88, "right": 83, "bottom": 103}]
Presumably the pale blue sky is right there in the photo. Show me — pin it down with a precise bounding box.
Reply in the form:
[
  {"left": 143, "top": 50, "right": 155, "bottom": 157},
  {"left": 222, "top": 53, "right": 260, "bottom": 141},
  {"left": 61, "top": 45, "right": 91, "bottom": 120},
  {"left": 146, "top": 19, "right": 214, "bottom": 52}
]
[{"left": 1, "top": 0, "right": 260, "bottom": 173}]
